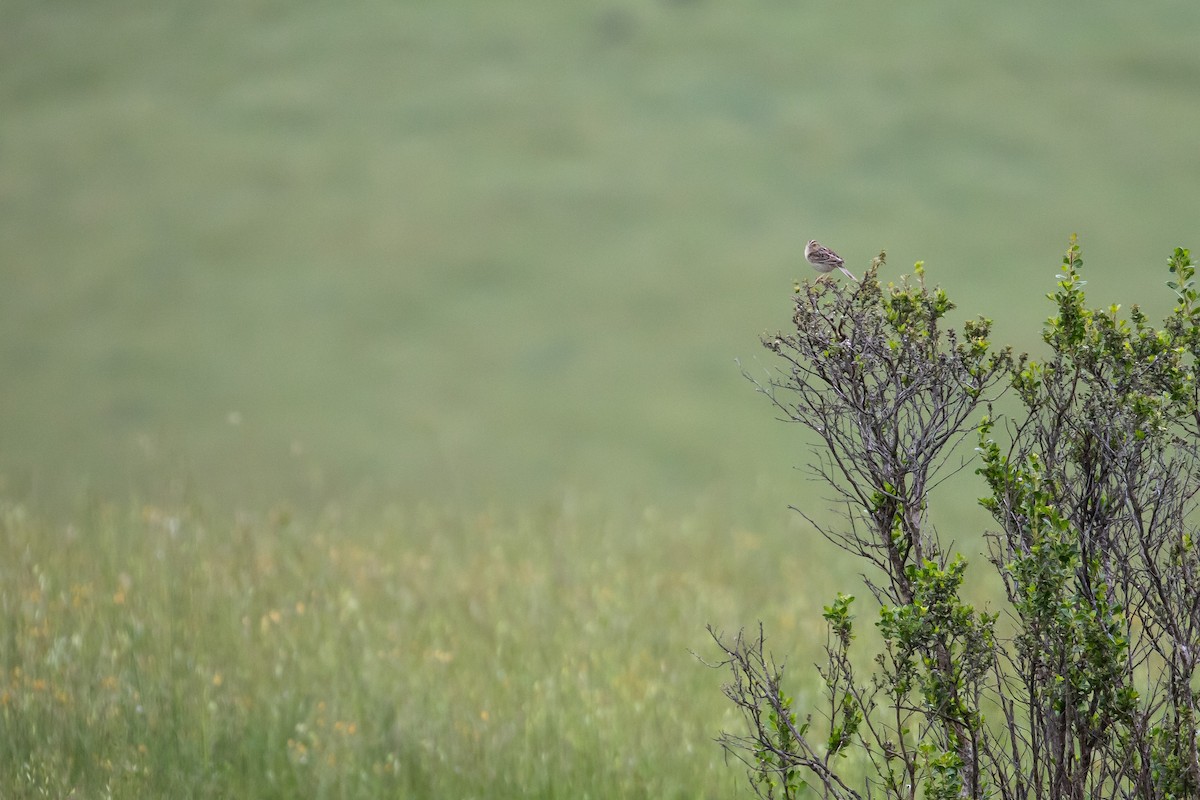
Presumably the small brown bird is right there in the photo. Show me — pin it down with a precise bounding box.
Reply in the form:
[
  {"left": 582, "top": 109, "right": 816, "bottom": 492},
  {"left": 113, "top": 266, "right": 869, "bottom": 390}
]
[{"left": 805, "top": 239, "right": 858, "bottom": 282}]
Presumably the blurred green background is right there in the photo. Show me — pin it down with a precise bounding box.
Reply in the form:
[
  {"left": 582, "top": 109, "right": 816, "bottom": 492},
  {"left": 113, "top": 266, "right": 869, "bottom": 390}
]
[
  {"left": 4, "top": 4, "right": 1200, "bottom": 796},
  {"left": 3, "top": 0, "right": 1199, "bottom": 513}
]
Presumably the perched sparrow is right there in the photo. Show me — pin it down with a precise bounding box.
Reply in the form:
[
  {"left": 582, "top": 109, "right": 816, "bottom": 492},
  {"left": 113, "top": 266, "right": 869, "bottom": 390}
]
[{"left": 805, "top": 240, "right": 858, "bottom": 282}]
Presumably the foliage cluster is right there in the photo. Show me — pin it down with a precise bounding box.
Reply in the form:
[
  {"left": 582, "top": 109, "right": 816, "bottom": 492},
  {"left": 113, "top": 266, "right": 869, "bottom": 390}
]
[{"left": 717, "top": 238, "right": 1200, "bottom": 799}]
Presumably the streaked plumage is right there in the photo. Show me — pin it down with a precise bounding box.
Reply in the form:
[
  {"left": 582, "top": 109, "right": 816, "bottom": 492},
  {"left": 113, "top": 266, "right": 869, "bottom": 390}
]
[{"left": 805, "top": 239, "right": 858, "bottom": 282}]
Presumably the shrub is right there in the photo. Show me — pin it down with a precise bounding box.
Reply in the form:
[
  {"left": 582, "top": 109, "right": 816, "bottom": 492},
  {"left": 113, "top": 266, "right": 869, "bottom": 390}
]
[{"left": 713, "top": 238, "right": 1200, "bottom": 799}]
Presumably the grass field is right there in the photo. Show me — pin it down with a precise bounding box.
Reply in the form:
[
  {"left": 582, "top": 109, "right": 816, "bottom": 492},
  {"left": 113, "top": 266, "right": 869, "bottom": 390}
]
[
  {"left": 4, "top": 0, "right": 1199, "bottom": 508},
  {"left": 3, "top": 1, "right": 1200, "bottom": 796},
  {"left": 1, "top": 495, "right": 844, "bottom": 798}
]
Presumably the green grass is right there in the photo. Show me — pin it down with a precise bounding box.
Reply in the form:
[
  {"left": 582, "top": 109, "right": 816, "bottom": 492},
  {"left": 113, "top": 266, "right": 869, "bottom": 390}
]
[
  {"left": 3, "top": 1, "right": 1200, "bottom": 795},
  {"left": 0, "top": 495, "right": 843, "bottom": 798},
  {"left": 3, "top": 0, "right": 1199, "bottom": 509}
]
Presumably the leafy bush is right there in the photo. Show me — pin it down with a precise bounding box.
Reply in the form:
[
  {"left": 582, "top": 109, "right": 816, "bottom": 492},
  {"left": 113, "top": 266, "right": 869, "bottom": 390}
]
[{"left": 714, "top": 238, "right": 1200, "bottom": 799}]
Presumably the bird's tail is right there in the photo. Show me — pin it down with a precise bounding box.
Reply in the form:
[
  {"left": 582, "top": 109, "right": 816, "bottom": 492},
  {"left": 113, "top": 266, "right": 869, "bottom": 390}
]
[{"left": 838, "top": 266, "right": 859, "bottom": 282}]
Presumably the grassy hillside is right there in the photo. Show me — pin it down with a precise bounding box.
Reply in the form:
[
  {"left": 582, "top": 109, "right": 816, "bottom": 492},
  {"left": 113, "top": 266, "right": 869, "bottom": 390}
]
[
  {"left": 2, "top": 2, "right": 1200, "bottom": 796},
  {"left": 2, "top": 0, "right": 1198, "bottom": 511}
]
